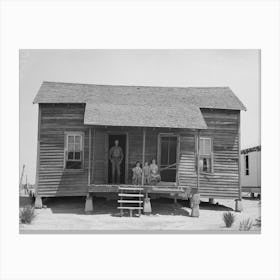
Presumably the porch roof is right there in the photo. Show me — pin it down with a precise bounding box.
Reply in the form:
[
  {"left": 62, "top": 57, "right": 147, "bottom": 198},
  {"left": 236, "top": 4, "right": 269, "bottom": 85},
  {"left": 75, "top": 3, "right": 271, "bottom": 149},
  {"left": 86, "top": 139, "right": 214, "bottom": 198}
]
[{"left": 84, "top": 102, "right": 207, "bottom": 129}]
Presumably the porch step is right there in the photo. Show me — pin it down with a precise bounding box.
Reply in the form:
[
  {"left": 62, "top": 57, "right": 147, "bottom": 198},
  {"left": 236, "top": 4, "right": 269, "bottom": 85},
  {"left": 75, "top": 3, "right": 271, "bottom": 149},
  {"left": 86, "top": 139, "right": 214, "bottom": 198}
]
[
  {"left": 118, "top": 193, "right": 144, "bottom": 197},
  {"left": 118, "top": 187, "right": 144, "bottom": 191},
  {"left": 118, "top": 200, "right": 143, "bottom": 203},
  {"left": 118, "top": 185, "right": 144, "bottom": 217},
  {"left": 118, "top": 207, "right": 143, "bottom": 210}
]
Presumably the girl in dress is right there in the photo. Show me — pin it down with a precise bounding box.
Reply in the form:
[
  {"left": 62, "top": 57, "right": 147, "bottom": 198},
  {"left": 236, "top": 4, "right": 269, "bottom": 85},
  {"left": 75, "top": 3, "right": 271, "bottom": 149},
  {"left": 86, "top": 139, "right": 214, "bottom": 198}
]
[
  {"left": 132, "top": 161, "right": 142, "bottom": 185},
  {"left": 149, "top": 159, "right": 161, "bottom": 185},
  {"left": 142, "top": 161, "right": 150, "bottom": 185}
]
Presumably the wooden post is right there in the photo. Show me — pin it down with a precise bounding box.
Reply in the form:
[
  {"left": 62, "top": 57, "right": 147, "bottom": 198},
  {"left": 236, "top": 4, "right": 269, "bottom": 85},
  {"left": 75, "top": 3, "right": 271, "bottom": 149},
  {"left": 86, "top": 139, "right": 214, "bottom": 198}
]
[
  {"left": 196, "top": 130, "right": 200, "bottom": 191},
  {"left": 238, "top": 111, "right": 242, "bottom": 200},
  {"left": 141, "top": 127, "right": 146, "bottom": 186},
  {"left": 91, "top": 127, "right": 95, "bottom": 184},
  {"left": 235, "top": 111, "right": 243, "bottom": 212},
  {"left": 35, "top": 105, "right": 41, "bottom": 196},
  {"left": 34, "top": 105, "right": 42, "bottom": 208},
  {"left": 191, "top": 129, "right": 200, "bottom": 217},
  {"left": 176, "top": 134, "right": 180, "bottom": 187},
  {"left": 88, "top": 127, "right": 92, "bottom": 186}
]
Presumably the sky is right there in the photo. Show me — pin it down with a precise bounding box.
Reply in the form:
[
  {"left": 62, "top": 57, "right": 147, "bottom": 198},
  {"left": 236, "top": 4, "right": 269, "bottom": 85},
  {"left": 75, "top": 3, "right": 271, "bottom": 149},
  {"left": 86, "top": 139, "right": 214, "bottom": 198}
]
[{"left": 20, "top": 49, "right": 260, "bottom": 184}]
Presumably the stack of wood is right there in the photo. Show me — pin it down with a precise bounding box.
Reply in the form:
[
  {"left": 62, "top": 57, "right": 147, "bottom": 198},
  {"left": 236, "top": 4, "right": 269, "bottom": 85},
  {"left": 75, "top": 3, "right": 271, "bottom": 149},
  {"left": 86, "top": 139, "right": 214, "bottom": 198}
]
[{"left": 118, "top": 186, "right": 144, "bottom": 217}]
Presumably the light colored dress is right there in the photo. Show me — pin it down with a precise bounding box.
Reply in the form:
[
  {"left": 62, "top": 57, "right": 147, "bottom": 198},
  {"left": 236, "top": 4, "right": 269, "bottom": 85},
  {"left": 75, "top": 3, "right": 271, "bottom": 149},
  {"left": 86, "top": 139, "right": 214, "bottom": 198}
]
[
  {"left": 142, "top": 165, "right": 150, "bottom": 185},
  {"left": 149, "top": 163, "right": 161, "bottom": 184}
]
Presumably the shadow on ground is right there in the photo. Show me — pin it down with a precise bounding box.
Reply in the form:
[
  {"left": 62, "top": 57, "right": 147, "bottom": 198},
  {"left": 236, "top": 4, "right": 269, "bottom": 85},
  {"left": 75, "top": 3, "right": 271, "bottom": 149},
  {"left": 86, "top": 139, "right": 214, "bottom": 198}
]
[
  {"left": 39, "top": 196, "right": 236, "bottom": 216},
  {"left": 199, "top": 201, "right": 233, "bottom": 211}
]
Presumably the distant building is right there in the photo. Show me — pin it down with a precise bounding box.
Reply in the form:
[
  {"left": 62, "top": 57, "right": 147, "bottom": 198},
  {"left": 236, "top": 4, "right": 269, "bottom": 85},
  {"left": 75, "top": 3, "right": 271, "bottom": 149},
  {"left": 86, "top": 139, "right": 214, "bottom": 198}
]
[{"left": 241, "top": 145, "right": 261, "bottom": 195}]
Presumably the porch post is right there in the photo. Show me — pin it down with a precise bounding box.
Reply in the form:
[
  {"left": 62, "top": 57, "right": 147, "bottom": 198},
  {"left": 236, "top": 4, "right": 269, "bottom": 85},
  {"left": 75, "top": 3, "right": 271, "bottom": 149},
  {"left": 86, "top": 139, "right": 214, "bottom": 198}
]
[
  {"left": 191, "top": 129, "right": 200, "bottom": 217},
  {"left": 35, "top": 105, "right": 42, "bottom": 209},
  {"left": 141, "top": 127, "right": 146, "bottom": 185},
  {"left": 235, "top": 111, "right": 243, "bottom": 212},
  {"left": 196, "top": 129, "right": 200, "bottom": 191},
  {"left": 88, "top": 127, "right": 92, "bottom": 186}
]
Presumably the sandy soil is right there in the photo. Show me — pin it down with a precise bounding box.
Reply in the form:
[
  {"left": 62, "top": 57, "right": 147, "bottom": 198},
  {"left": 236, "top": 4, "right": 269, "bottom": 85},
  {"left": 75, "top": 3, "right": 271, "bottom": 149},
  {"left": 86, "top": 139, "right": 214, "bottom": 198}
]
[{"left": 19, "top": 194, "right": 261, "bottom": 232}]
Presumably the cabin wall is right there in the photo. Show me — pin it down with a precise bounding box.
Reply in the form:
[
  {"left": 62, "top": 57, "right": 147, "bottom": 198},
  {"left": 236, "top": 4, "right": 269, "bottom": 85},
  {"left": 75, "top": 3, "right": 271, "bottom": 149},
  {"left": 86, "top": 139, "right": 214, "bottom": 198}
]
[
  {"left": 37, "top": 104, "right": 89, "bottom": 197},
  {"left": 178, "top": 109, "right": 241, "bottom": 199}
]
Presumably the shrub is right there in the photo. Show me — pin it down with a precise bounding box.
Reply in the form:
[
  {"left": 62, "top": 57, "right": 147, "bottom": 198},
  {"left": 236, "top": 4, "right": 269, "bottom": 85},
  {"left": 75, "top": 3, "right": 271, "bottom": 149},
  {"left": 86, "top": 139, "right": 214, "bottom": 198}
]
[
  {"left": 239, "top": 218, "right": 253, "bottom": 231},
  {"left": 223, "top": 211, "right": 235, "bottom": 228},
  {"left": 255, "top": 217, "right": 261, "bottom": 227},
  {"left": 19, "top": 205, "right": 35, "bottom": 224}
]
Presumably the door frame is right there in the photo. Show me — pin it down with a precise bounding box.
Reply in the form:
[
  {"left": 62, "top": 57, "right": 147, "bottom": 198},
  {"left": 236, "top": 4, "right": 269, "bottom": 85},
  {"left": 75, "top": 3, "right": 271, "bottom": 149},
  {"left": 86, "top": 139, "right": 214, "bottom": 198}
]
[
  {"left": 105, "top": 131, "right": 129, "bottom": 184},
  {"left": 157, "top": 132, "right": 180, "bottom": 183}
]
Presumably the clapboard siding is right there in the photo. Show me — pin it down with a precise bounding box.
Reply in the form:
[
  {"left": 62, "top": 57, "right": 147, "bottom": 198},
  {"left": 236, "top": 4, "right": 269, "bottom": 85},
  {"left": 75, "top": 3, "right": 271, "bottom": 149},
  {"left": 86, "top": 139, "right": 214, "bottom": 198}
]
[
  {"left": 37, "top": 104, "right": 89, "bottom": 197},
  {"left": 178, "top": 109, "right": 240, "bottom": 199}
]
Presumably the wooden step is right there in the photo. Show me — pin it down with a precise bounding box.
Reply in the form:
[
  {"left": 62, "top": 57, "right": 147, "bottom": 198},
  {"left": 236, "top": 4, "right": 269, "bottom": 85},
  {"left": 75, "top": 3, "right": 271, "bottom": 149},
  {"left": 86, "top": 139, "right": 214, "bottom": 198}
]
[
  {"left": 118, "top": 193, "right": 144, "bottom": 197},
  {"left": 118, "top": 206, "right": 143, "bottom": 210},
  {"left": 118, "top": 200, "right": 143, "bottom": 203},
  {"left": 118, "top": 187, "right": 143, "bottom": 191}
]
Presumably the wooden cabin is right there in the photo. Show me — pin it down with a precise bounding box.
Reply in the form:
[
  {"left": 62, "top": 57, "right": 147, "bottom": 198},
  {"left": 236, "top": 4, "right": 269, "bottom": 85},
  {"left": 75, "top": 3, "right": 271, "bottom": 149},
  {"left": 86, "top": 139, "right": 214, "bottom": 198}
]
[
  {"left": 33, "top": 81, "right": 246, "bottom": 213},
  {"left": 241, "top": 145, "right": 261, "bottom": 197}
]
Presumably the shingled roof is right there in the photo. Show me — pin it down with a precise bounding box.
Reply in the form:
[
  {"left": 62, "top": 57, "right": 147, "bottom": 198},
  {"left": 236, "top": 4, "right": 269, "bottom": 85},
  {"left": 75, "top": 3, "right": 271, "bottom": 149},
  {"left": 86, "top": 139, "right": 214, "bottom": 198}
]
[{"left": 33, "top": 81, "right": 246, "bottom": 129}]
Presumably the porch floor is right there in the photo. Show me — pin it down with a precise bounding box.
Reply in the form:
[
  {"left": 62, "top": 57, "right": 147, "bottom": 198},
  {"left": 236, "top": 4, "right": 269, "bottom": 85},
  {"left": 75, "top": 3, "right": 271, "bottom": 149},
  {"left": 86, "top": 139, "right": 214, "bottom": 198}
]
[{"left": 88, "top": 183, "right": 191, "bottom": 196}]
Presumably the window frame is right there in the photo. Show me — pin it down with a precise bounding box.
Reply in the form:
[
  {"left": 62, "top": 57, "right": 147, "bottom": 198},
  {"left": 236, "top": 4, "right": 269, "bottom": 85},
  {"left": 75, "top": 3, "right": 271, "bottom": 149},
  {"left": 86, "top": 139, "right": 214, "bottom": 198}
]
[
  {"left": 198, "top": 136, "right": 214, "bottom": 174},
  {"left": 64, "top": 131, "right": 85, "bottom": 170}
]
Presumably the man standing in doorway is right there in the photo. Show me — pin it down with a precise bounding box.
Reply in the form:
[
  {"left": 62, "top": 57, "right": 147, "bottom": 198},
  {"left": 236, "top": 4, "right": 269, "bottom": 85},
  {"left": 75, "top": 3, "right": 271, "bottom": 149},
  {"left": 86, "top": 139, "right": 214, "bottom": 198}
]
[{"left": 109, "top": 139, "right": 124, "bottom": 184}]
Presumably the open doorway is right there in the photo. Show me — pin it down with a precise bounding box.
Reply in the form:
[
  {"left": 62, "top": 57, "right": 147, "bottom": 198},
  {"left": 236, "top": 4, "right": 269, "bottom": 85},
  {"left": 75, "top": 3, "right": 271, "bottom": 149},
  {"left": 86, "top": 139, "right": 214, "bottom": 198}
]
[
  {"left": 108, "top": 134, "right": 126, "bottom": 184},
  {"left": 159, "top": 135, "right": 178, "bottom": 182}
]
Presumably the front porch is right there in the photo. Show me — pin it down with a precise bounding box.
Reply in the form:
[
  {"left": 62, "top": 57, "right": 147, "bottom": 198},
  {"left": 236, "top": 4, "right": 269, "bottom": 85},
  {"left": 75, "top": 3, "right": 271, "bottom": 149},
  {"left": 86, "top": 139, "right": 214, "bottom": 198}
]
[
  {"left": 88, "top": 183, "right": 191, "bottom": 195},
  {"left": 85, "top": 183, "right": 198, "bottom": 217}
]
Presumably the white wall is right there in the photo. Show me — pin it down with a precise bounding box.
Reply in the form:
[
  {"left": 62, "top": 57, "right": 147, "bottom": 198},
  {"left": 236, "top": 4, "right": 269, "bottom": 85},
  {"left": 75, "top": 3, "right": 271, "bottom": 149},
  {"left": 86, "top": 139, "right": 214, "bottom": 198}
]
[{"left": 241, "top": 150, "right": 261, "bottom": 187}]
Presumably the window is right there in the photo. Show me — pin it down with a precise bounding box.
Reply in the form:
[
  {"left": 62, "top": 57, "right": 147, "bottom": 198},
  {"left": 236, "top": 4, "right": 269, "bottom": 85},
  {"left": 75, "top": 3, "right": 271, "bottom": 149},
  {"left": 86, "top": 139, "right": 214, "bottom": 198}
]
[
  {"left": 245, "top": 155, "right": 249, "bottom": 175},
  {"left": 199, "top": 137, "right": 213, "bottom": 173},
  {"left": 65, "top": 132, "right": 84, "bottom": 169}
]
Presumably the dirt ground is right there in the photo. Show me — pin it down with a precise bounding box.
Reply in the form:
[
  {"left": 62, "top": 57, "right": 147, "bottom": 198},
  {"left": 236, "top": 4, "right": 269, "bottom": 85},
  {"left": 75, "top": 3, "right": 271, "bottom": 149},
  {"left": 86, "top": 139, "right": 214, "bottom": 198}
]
[{"left": 19, "top": 193, "right": 261, "bottom": 232}]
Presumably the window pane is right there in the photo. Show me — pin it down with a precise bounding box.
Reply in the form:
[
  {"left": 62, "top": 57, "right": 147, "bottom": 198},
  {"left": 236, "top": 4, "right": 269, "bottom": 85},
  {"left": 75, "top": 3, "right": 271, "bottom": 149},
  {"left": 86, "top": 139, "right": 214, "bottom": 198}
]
[
  {"left": 68, "top": 136, "right": 74, "bottom": 143},
  {"left": 68, "top": 143, "right": 74, "bottom": 151},
  {"left": 199, "top": 157, "right": 211, "bottom": 173},
  {"left": 75, "top": 143, "right": 81, "bottom": 151},
  {"left": 204, "top": 139, "right": 211, "bottom": 155},
  {"left": 75, "top": 152, "right": 81, "bottom": 160},
  {"left": 75, "top": 135, "right": 81, "bottom": 145},
  {"left": 199, "top": 138, "right": 211, "bottom": 155},
  {"left": 68, "top": 152, "right": 74, "bottom": 160},
  {"left": 199, "top": 139, "right": 204, "bottom": 154}
]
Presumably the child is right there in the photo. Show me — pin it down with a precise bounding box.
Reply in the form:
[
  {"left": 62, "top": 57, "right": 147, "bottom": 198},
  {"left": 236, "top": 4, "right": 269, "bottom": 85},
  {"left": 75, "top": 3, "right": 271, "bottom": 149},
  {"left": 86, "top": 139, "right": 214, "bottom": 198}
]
[
  {"left": 132, "top": 161, "right": 142, "bottom": 185},
  {"left": 142, "top": 161, "right": 150, "bottom": 185},
  {"left": 149, "top": 159, "right": 161, "bottom": 185}
]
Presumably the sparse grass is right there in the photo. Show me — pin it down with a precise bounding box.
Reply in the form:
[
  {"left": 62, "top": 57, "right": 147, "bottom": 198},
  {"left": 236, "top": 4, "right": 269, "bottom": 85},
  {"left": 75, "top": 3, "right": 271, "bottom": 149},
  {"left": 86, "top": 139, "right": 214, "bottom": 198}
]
[
  {"left": 223, "top": 211, "right": 235, "bottom": 228},
  {"left": 255, "top": 217, "right": 261, "bottom": 227},
  {"left": 19, "top": 205, "right": 35, "bottom": 224},
  {"left": 239, "top": 218, "right": 253, "bottom": 231},
  {"left": 255, "top": 200, "right": 261, "bottom": 227}
]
